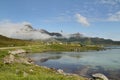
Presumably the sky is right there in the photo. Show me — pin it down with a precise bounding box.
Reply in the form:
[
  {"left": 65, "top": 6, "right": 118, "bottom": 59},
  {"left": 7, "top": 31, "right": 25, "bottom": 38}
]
[{"left": 0, "top": 0, "right": 120, "bottom": 41}]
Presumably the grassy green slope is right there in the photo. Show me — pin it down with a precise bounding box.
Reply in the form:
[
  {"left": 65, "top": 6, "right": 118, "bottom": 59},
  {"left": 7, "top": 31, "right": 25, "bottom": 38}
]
[{"left": 0, "top": 35, "right": 31, "bottom": 47}]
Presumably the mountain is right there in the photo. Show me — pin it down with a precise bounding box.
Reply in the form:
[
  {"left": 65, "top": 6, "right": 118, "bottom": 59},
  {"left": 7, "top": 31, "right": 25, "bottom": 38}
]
[
  {"left": 0, "top": 23, "right": 87, "bottom": 40},
  {"left": 9, "top": 24, "right": 63, "bottom": 40},
  {"left": 0, "top": 24, "right": 120, "bottom": 45},
  {"left": 69, "top": 32, "right": 84, "bottom": 38},
  {"left": 39, "top": 29, "right": 62, "bottom": 37},
  {"left": 56, "top": 36, "right": 120, "bottom": 45}
]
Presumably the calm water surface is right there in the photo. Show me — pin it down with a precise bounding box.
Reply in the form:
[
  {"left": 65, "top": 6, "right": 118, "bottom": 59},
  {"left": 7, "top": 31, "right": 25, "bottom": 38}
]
[{"left": 28, "top": 47, "right": 120, "bottom": 80}]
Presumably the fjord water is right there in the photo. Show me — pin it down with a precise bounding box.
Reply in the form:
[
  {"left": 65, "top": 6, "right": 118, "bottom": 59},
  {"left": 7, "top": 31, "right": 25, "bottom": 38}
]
[{"left": 28, "top": 47, "right": 120, "bottom": 80}]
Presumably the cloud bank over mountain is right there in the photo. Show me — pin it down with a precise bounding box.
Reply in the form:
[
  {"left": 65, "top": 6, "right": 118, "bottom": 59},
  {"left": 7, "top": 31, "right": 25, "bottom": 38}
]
[
  {"left": 0, "top": 21, "right": 82, "bottom": 40},
  {"left": 0, "top": 21, "right": 53, "bottom": 40}
]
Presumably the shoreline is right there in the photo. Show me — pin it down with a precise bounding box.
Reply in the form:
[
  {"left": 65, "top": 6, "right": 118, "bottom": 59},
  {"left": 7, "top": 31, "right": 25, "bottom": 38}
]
[
  {"left": 0, "top": 45, "right": 105, "bottom": 80},
  {"left": 0, "top": 48, "right": 89, "bottom": 80}
]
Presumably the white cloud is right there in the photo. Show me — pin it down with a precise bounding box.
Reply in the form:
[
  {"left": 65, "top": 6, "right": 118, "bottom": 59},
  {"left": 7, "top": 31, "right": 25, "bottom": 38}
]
[
  {"left": 108, "top": 11, "right": 120, "bottom": 21},
  {"left": 0, "top": 21, "right": 24, "bottom": 37},
  {"left": 0, "top": 20, "right": 51, "bottom": 40},
  {"left": 75, "top": 13, "right": 90, "bottom": 26},
  {"left": 100, "top": 0, "right": 120, "bottom": 5}
]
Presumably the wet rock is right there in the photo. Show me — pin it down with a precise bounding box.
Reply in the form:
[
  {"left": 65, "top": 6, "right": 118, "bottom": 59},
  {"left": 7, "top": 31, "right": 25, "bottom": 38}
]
[{"left": 92, "top": 73, "right": 109, "bottom": 80}]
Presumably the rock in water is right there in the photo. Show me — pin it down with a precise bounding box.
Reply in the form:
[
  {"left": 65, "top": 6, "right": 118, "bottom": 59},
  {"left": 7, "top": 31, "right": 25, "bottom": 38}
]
[{"left": 92, "top": 73, "right": 109, "bottom": 80}]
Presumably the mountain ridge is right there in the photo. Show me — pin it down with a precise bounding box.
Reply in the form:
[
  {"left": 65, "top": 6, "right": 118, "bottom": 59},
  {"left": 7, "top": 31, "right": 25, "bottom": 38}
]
[{"left": 0, "top": 24, "right": 120, "bottom": 45}]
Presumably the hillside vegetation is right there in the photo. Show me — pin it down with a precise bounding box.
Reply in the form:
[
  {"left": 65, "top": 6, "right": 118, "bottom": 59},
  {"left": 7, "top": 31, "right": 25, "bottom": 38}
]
[
  {"left": 0, "top": 35, "right": 103, "bottom": 52},
  {"left": 0, "top": 35, "right": 32, "bottom": 47},
  {"left": 57, "top": 37, "right": 120, "bottom": 45}
]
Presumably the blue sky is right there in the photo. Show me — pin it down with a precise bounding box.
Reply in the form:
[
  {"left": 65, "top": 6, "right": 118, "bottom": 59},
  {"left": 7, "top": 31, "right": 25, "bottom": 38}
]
[{"left": 0, "top": 0, "right": 120, "bottom": 41}]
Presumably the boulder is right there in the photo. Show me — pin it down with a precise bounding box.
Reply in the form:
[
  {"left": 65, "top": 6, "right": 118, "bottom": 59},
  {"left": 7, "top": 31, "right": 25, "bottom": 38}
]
[
  {"left": 3, "top": 54, "right": 15, "bottom": 64},
  {"left": 14, "top": 57, "right": 33, "bottom": 64},
  {"left": 92, "top": 73, "right": 109, "bottom": 80},
  {"left": 8, "top": 49, "right": 26, "bottom": 57},
  {"left": 3, "top": 49, "right": 33, "bottom": 64}
]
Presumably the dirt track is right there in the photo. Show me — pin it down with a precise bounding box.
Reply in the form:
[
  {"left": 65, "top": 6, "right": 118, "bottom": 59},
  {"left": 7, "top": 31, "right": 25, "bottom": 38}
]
[{"left": 0, "top": 47, "right": 21, "bottom": 50}]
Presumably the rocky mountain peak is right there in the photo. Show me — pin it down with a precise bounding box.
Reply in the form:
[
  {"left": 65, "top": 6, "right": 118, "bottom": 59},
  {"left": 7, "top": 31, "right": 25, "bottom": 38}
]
[
  {"left": 20, "top": 24, "right": 34, "bottom": 32},
  {"left": 70, "top": 32, "right": 83, "bottom": 38},
  {"left": 39, "top": 29, "right": 49, "bottom": 34}
]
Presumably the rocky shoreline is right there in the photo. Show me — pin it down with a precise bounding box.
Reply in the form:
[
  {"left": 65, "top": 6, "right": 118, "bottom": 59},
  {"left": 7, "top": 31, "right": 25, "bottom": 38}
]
[{"left": 3, "top": 49, "right": 109, "bottom": 80}]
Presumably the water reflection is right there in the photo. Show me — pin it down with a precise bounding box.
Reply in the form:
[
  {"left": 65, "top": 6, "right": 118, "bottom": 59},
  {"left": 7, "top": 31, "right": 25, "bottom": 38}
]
[
  {"left": 40, "top": 56, "right": 61, "bottom": 63},
  {"left": 28, "top": 48, "right": 120, "bottom": 80},
  {"left": 68, "top": 53, "right": 81, "bottom": 59}
]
